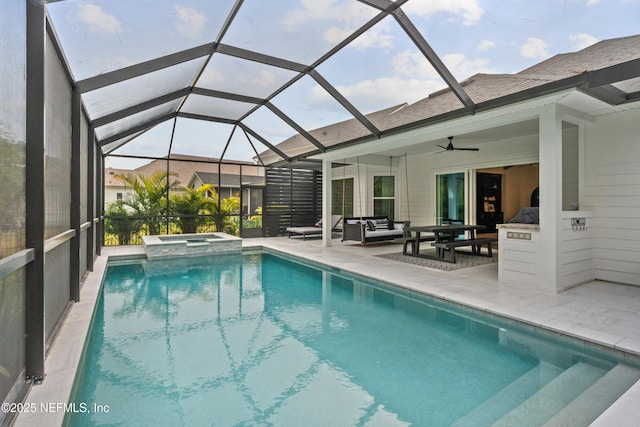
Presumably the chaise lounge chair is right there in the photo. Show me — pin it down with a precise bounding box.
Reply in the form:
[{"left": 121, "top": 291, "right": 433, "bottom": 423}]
[{"left": 286, "top": 215, "right": 342, "bottom": 240}]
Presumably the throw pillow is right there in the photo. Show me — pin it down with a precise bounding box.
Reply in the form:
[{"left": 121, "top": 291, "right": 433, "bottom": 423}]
[
  {"left": 366, "top": 219, "right": 376, "bottom": 231},
  {"left": 375, "top": 219, "right": 389, "bottom": 230}
]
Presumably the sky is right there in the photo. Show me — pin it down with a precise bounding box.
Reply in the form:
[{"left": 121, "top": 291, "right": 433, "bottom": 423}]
[{"left": 46, "top": 0, "right": 640, "bottom": 169}]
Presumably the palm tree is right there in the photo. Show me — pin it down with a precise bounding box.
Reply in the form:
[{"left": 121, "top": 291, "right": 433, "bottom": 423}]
[
  {"left": 217, "top": 194, "right": 241, "bottom": 235},
  {"left": 170, "top": 184, "right": 217, "bottom": 234},
  {"left": 117, "top": 170, "right": 179, "bottom": 235}
]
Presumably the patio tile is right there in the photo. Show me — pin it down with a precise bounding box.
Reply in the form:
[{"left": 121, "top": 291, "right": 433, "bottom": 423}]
[{"left": 592, "top": 381, "right": 640, "bottom": 426}]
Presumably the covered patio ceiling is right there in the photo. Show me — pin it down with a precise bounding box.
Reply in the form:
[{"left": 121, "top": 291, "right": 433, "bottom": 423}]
[{"left": 45, "top": 0, "right": 640, "bottom": 168}]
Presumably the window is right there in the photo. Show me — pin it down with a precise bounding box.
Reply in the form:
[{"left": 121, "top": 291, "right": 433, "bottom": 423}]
[
  {"left": 116, "top": 192, "right": 123, "bottom": 200},
  {"left": 373, "top": 175, "right": 394, "bottom": 218},
  {"left": 332, "top": 178, "right": 354, "bottom": 217}
]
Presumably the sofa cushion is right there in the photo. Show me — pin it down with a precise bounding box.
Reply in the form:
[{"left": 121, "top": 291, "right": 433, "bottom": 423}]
[
  {"left": 375, "top": 219, "right": 390, "bottom": 230},
  {"left": 365, "top": 229, "right": 404, "bottom": 238}
]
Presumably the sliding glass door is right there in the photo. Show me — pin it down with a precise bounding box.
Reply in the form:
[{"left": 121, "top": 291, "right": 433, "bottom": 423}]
[{"left": 436, "top": 172, "right": 466, "bottom": 225}]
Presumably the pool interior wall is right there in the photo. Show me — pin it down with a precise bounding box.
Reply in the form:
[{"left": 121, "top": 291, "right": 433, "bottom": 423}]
[{"left": 64, "top": 250, "right": 640, "bottom": 426}]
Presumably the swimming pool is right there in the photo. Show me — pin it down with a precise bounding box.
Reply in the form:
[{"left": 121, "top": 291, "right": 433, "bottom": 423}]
[{"left": 66, "top": 251, "right": 640, "bottom": 426}]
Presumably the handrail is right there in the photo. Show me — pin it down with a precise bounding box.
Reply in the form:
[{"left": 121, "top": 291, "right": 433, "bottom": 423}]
[
  {"left": 0, "top": 249, "right": 35, "bottom": 281},
  {"left": 44, "top": 229, "right": 76, "bottom": 254}
]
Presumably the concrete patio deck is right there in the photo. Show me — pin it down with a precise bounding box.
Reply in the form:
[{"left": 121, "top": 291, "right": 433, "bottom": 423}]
[{"left": 14, "top": 236, "right": 640, "bottom": 426}]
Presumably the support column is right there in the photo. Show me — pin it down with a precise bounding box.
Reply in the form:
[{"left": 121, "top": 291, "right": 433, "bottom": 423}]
[
  {"left": 86, "top": 125, "right": 95, "bottom": 270},
  {"left": 538, "top": 105, "right": 563, "bottom": 291},
  {"left": 70, "top": 89, "right": 81, "bottom": 301},
  {"left": 25, "top": 0, "right": 46, "bottom": 382},
  {"left": 96, "top": 153, "right": 104, "bottom": 256},
  {"left": 322, "top": 159, "right": 333, "bottom": 247}
]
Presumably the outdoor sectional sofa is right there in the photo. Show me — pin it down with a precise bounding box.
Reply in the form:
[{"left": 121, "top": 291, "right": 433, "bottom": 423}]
[{"left": 341, "top": 216, "right": 408, "bottom": 244}]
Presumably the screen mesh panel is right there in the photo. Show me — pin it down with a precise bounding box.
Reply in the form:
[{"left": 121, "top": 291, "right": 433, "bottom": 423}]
[
  {"left": 198, "top": 54, "right": 297, "bottom": 99},
  {"left": 0, "top": 268, "right": 25, "bottom": 406},
  {"left": 95, "top": 99, "right": 182, "bottom": 141},
  {"left": 0, "top": 0, "right": 26, "bottom": 259},
  {"left": 83, "top": 58, "right": 205, "bottom": 119},
  {"left": 45, "top": 35, "right": 72, "bottom": 239},
  {"left": 44, "top": 242, "right": 71, "bottom": 340}
]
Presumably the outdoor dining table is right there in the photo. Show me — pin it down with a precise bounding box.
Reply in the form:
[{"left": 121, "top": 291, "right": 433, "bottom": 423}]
[{"left": 405, "top": 224, "right": 487, "bottom": 259}]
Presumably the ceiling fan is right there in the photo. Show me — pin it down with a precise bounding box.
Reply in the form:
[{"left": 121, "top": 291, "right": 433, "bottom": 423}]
[{"left": 436, "top": 136, "right": 479, "bottom": 153}]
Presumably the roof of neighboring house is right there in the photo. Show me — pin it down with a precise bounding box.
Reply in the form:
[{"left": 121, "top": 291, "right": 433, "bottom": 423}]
[
  {"left": 104, "top": 167, "right": 132, "bottom": 187},
  {"left": 192, "top": 172, "right": 266, "bottom": 188},
  {"left": 259, "top": 35, "right": 640, "bottom": 165},
  {"left": 105, "top": 153, "right": 262, "bottom": 188}
]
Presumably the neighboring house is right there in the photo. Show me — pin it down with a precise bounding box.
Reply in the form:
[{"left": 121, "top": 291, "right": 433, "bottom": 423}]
[
  {"left": 104, "top": 153, "right": 264, "bottom": 206},
  {"left": 104, "top": 167, "right": 133, "bottom": 205},
  {"left": 188, "top": 172, "right": 266, "bottom": 215},
  {"left": 260, "top": 35, "right": 640, "bottom": 291}
]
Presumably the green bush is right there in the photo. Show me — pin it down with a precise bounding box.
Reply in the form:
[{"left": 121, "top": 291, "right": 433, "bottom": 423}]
[{"left": 104, "top": 202, "right": 142, "bottom": 245}]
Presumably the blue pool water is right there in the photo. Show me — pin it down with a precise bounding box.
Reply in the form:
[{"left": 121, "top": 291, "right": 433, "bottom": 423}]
[{"left": 66, "top": 252, "right": 637, "bottom": 426}]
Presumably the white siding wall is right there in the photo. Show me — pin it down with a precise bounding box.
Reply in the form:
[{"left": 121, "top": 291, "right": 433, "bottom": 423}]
[
  {"left": 104, "top": 186, "right": 125, "bottom": 205},
  {"left": 559, "top": 212, "right": 594, "bottom": 289},
  {"left": 499, "top": 227, "right": 539, "bottom": 286},
  {"left": 583, "top": 108, "right": 640, "bottom": 285}
]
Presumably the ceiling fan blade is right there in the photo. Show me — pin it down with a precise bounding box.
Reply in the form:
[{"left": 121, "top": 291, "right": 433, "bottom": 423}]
[
  {"left": 454, "top": 147, "right": 480, "bottom": 151},
  {"left": 436, "top": 145, "right": 448, "bottom": 150}
]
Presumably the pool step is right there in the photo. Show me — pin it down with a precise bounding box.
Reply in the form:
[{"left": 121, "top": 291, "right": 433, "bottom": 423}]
[
  {"left": 542, "top": 363, "right": 640, "bottom": 427},
  {"left": 491, "top": 361, "right": 606, "bottom": 427},
  {"left": 452, "top": 362, "right": 563, "bottom": 427}
]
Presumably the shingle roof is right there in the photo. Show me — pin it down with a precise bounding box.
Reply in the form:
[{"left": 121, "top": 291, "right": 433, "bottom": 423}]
[
  {"left": 104, "top": 167, "right": 133, "bottom": 186},
  {"left": 517, "top": 35, "right": 640, "bottom": 79},
  {"left": 260, "top": 34, "right": 640, "bottom": 164},
  {"left": 106, "top": 154, "right": 262, "bottom": 187},
  {"left": 193, "top": 172, "right": 265, "bottom": 187}
]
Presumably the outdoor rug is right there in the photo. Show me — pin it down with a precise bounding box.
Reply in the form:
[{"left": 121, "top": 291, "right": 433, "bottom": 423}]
[{"left": 376, "top": 248, "right": 497, "bottom": 271}]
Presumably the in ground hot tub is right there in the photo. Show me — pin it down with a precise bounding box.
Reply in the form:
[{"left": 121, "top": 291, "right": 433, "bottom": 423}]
[{"left": 142, "top": 232, "right": 242, "bottom": 259}]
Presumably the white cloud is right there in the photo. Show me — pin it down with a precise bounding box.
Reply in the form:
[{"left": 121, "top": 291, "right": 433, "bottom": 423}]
[
  {"left": 476, "top": 40, "right": 495, "bottom": 52},
  {"left": 569, "top": 33, "right": 599, "bottom": 50},
  {"left": 392, "top": 50, "right": 496, "bottom": 80},
  {"left": 282, "top": 0, "right": 384, "bottom": 46},
  {"left": 310, "top": 77, "right": 444, "bottom": 109},
  {"left": 403, "top": 0, "right": 484, "bottom": 26},
  {"left": 250, "top": 70, "right": 277, "bottom": 87},
  {"left": 520, "top": 37, "right": 550, "bottom": 59},
  {"left": 197, "top": 67, "right": 225, "bottom": 86},
  {"left": 76, "top": 3, "right": 121, "bottom": 35},
  {"left": 307, "top": 49, "right": 498, "bottom": 110},
  {"left": 442, "top": 53, "right": 496, "bottom": 77},
  {"left": 392, "top": 51, "right": 440, "bottom": 79},
  {"left": 586, "top": 0, "right": 601, "bottom": 5},
  {"left": 174, "top": 5, "right": 207, "bottom": 39},
  {"left": 325, "top": 20, "right": 394, "bottom": 50},
  {"left": 282, "top": 0, "right": 373, "bottom": 30}
]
